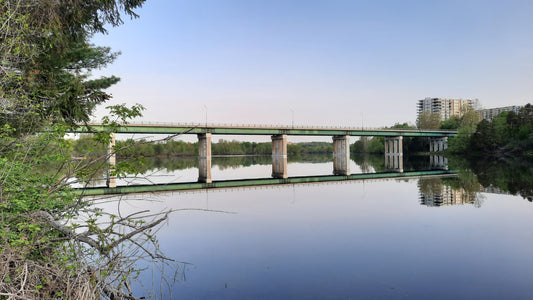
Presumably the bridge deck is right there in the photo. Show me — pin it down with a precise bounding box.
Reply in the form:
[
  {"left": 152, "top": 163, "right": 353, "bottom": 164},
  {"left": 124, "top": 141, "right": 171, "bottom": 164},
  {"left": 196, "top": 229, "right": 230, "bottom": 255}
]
[{"left": 78, "top": 123, "right": 456, "bottom": 137}]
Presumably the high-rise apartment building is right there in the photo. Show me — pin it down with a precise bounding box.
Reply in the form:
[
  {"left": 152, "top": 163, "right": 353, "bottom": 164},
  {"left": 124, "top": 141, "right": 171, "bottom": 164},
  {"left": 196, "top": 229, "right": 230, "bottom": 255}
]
[
  {"left": 417, "top": 97, "right": 478, "bottom": 121},
  {"left": 478, "top": 105, "right": 522, "bottom": 121}
]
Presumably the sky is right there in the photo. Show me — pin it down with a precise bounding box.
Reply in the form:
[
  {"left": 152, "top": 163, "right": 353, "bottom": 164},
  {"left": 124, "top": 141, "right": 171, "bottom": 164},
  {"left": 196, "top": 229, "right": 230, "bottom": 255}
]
[{"left": 91, "top": 0, "right": 533, "bottom": 129}]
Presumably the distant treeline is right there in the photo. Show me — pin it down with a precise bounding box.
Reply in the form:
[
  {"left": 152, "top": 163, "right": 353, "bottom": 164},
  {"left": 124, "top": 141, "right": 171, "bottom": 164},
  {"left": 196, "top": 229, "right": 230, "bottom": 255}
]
[
  {"left": 71, "top": 136, "right": 335, "bottom": 157},
  {"left": 72, "top": 125, "right": 436, "bottom": 158}
]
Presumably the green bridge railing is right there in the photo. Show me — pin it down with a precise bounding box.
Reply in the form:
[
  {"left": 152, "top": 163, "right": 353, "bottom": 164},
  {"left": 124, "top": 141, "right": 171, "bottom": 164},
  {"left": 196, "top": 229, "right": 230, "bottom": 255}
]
[{"left": 76, "top": 123, "right": 457, "bottom": 137}]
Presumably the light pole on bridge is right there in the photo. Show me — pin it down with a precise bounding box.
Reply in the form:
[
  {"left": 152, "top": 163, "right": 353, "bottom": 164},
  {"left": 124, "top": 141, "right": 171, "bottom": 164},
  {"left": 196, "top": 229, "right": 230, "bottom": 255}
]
[
  {"left": 291, "top": 109, "right": 294, "bottom": 128},
  {"left": 204, "top": 105, "right": 208, "bottom": 127}
]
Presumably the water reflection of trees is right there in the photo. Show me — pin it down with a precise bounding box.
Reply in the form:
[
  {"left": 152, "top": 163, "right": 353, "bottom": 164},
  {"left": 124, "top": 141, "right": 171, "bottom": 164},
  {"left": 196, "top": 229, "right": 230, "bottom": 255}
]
[
  {"left": 419, "top": 157, "right": 533, "bottom": 207},
  {"left": 77, "top": 155, "right": 336, "bottom": 185},
  {"left": 351, "top": 154, "right": 448, "bottom": 173},
  {"left": 451, "top": 157, "right": 533, "bottom": 202},
  {"left": 85, "top": 154, "right": 454, "bottom": 183},
  {"left": 79, "top": 154, "right": 533, "bottom": 207},
  {"left": 352, "top": 154, "right": 385, "bottom": 173}
]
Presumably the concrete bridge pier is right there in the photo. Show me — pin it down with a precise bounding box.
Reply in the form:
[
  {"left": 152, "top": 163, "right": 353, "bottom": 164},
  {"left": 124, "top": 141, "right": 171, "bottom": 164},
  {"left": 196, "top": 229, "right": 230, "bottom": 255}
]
[
  {"left": 198, "top": 133, "right": 212, "bottom": 183},
  {"left": 332, "top": 135, "right": 350, "bottom": 175},
  {"left": 271, "top": 134, "right": 288, "bottom": 178},
  {"left": 384, "top": 136, "right": 403, "bottom": 172},
  {"left": 429, "top": 137, "right": 448, "bottom": 152},
  {"left": 384, "top": 136, "right": 403, "bottom": 155},
  {"left": 106, "top": 133, "right": 117, "bottom": 188}
]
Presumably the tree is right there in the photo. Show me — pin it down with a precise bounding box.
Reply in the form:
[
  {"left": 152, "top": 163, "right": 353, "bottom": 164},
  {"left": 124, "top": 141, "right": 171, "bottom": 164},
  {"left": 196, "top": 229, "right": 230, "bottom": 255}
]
[
  {"left": 0, "top": 1, "right": 187, "bottom": 298},
  {"left": 0, "top": 0, "right": 146, "bottom": 133},
  {"left": 391, "top": 122, "right": 412, "bottom": 129},
  {"left": 0, "top": 105, "right": 185, "bottom": 299},
  {"left": 440, "top": 116, "right": 461, "bottom": 130},
  {"left": 458, "top": 105, "right": 481, "bottom": 129},
  {"left": 417, "top": 111, "right": 441, "bottom": 129},
  {"left": 447, "top": 126, "right": 475, "bottom": 154},
  {"left": 471, "top": 119, "right": 496, "bottom": 152},
  {"left": 492, "top": 112, "right": 511, "bottom": 147},
  {"left": 518, "top": 104, "right": 533, "bottom": 125}
]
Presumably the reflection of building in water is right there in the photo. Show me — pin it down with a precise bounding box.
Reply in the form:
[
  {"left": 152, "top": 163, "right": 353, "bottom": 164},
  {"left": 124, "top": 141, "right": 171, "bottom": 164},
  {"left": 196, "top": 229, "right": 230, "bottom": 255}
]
[
  {"left": 418, "top": 179, "right": 475, "bottom": 207},
  {"left": 480, "top": 185, "right": 512, "bottom": 195},
  {"left": 419, "top": 186, "right": 473, "bottom": 207}
]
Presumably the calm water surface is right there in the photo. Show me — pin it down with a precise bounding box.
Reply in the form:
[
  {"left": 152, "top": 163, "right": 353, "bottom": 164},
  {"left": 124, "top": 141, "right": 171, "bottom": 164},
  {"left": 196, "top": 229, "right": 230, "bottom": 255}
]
[{"left": 97, "top": 156, "right": 533, "bottom": 299}]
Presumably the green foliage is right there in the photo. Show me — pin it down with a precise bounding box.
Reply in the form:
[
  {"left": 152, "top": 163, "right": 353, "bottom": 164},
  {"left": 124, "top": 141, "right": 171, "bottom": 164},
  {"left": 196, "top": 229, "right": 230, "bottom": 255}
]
[
  {"left": 440, "top": 116, "right": 461, "bottom": 129},
  {"left": 0, "top": 1, "right": 176, "bottom": 298},
  {"left": 0, "top": 123, "right": 78, "bottom": 260},
  {"left": 447, "top": 126, "right": 474, "bottom": 154},
  {"left": 0, "top": 104, "right": 159, "bottom": 298},
  {"left": 447, "top": 103, "right": 533, "bottom": 156},
  {"left": 391, "top": 122, "right": 413, "bottom": 129},
  {"left": 212, "top": 140, "right": 250, "bottom": 155},
  {"left": 351, "top": 136, "right": 385, "bottom": 153},
  {"left": 75, "top": 139, "right": 337, "bottom": 158},
  {"left": 450, "top": 156, "right": 533, "bottom": 202},
  {"left": 351, "top": 154, "right": 386, "bottom": 172},
  {"left": 417, "top": 111, "right": 442, "bottom": 129},
  {"left": 351, "top": 123, "right": 428, "bottom": 154},
  {"left": 0, "top": 0, "right": 146, "bottom": 133},
  {"left": 71, "top": 134, "right": 107, "bottom": 157},
  {"left": 459, "top": 105, "right": 482, "bottom": 129},
  {"left": 293, "top": 142, "right": 333, "bottom": 154}
]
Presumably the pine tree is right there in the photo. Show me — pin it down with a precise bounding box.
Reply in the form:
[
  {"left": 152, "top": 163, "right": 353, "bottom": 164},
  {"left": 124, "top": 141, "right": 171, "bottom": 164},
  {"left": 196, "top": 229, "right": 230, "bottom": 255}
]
[{"left": 0, "top": 0, "right": 146, "bottom": 133}]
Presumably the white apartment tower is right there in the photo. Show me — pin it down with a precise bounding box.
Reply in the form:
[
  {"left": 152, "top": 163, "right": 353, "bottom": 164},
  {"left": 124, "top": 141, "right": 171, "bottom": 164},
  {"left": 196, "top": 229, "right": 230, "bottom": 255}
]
[{"left": 417, "top": 97, "right": 478, "bottom": 121}]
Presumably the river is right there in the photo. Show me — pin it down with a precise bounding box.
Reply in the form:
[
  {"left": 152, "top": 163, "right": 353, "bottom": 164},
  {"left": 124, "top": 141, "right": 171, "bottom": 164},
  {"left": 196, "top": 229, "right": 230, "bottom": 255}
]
[{"left": 89, "top": 155, "right": 533, "bottom": 299}]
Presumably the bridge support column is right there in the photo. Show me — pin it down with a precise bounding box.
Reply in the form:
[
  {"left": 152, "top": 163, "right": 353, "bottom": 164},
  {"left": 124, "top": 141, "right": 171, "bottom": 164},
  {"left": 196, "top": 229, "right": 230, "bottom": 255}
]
[
  {"left": 198, "top": 133, "right": 212, "bottom": 183},
  {"left": 332, "top": 135, "right": 350, "bottom": 175},
  {"left": 106, "top": 133, "right": 117, "bottom": 188},
  {"left": 271, "top": 134, "right": 287, "bottom": 178},
  {"left": 384, "top": 136, "right": 403, "bottom": 172},
  {"left": 429, "top": 137, "right": 448, "bottom": 152}
]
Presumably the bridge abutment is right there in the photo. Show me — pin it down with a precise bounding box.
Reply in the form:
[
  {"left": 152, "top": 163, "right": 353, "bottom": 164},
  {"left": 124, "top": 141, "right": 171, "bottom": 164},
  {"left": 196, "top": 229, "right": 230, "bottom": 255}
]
[
  {"left": 332, "top": 135, "right": 350, "bottom": 175},
  {"left": 198, "top": 133, "right": 212, "bottom": 183},
  {"left": 271, "top": 134, "right": 288, "bottom": 178},
  {"left": 106, "top": 133, "right": 117, "bottom": 188},
  {"left": 384, "top": 136, "right": 403, "bottom": 172}
]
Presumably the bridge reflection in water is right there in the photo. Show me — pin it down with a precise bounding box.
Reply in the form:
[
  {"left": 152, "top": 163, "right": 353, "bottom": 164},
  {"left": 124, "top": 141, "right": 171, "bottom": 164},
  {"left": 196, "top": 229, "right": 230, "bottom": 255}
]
[
  {"left": 77, "top": 170, "right": 456, "bottom": 196},
  {"left": 76, "top": 123, "right": 456, "bottom": 187}
]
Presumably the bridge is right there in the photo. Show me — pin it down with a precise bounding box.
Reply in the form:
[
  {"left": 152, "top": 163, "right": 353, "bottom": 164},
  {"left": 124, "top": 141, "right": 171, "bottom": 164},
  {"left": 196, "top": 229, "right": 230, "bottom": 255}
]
[
  {"left": 79, "top": 122, "right": 456, "bottom": 137},
  {"left": 75, "top": 123, "right": 457, "bottom": 187}
]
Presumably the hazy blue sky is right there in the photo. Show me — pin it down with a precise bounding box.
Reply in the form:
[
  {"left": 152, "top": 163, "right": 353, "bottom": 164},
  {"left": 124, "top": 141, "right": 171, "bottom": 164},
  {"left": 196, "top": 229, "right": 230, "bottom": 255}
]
[{"left": 92, "top": 0, "right": 533, "bottom": 128}]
